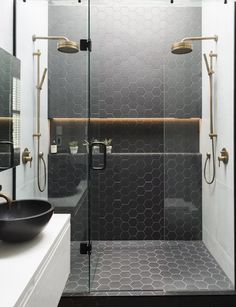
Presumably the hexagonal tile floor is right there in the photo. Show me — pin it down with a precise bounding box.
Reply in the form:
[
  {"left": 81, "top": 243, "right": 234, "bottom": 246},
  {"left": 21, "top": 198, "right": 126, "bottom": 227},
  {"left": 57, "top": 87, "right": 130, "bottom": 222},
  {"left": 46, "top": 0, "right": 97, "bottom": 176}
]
[{"left": 63, "top": 241, "right": 233, "bottom": 295}]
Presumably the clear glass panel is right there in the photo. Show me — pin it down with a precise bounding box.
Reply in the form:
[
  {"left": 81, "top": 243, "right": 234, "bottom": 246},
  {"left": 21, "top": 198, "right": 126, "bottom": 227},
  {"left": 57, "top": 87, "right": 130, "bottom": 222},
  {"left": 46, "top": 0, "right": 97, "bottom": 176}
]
[
  {"left": 89, "top": 0, "right": 234, "bottom": 294},
  {"left": 89, "top": 0, "right": 166, "bottom": 293},
  {"left": 47, "top": 0, "right": 90, "bottom": 294}
]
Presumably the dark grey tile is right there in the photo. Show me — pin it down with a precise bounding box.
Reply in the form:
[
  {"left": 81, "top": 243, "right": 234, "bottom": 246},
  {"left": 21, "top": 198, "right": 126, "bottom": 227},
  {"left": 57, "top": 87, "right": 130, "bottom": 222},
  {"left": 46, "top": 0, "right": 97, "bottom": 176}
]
[
  {"left": 63, "top": 241, "right": 233, "bottom": 294},
  {"left": 164, "top": 154, "right": 202, "bottom": 240},
  {"left": 91, "top": 154, "right": 164, "bottom": 240}
]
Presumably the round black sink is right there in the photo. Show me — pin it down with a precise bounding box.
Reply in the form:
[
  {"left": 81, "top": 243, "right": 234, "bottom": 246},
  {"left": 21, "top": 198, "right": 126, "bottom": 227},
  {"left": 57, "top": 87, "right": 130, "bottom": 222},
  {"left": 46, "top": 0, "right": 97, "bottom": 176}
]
[{"left": 0, "top": 199, "right": 54, "bottom": 243}]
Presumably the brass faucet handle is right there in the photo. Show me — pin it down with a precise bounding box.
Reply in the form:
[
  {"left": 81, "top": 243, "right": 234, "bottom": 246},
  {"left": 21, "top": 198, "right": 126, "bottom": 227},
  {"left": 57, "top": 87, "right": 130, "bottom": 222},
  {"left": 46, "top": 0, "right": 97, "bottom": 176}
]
[
  {"left": 22, "top": 148, "right": 33, "bottom": 167},
  {"left": 218, "top": 148, "right": 229, "bottom": 167}
]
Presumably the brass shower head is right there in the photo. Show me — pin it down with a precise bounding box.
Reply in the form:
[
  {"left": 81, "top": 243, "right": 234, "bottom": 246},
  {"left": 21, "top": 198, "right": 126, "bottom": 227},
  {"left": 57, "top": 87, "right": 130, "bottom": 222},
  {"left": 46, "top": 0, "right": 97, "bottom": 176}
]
[
  {"left": 171, "top": 35, "right": 218, "bottom": 55},
  {"left": 171, "top": 41, "right": 193, "bottom": 55},
  {"left": 32, "top": 35, "right": 79, "bottom": 54},
  {"left": 57, "top": 40, "right": 79, "bottom": 53}
]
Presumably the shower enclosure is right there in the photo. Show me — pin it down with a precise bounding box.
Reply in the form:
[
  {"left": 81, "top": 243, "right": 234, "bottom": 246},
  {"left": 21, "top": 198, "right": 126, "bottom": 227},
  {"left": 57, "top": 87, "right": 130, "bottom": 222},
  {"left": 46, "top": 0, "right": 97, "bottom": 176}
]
[{"left": 29, "top": 0, "right": 234, "bottom": 296}]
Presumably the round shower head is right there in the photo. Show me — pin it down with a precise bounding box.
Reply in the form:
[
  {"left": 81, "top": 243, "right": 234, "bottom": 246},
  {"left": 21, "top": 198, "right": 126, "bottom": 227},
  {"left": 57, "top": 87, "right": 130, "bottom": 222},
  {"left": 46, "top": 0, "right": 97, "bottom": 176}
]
[
  {"left": 57, "top": 40, "right": 79, "bottom": 53},
  {"left": 171, "top": 41, "right": 193, "bottom": 55}
]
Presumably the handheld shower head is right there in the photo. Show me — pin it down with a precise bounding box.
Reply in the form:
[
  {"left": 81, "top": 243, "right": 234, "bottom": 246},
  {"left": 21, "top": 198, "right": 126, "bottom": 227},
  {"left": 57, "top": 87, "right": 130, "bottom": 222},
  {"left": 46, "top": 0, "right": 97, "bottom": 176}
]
[
  {"left": 38, "top": 68, "right": 47, "bottom": 90},
  {"left": 32, "top": 35, "right": 79, "bottom": 54},
  {"left": 203, "top": 53, "right": 211, "bottom": 75}
]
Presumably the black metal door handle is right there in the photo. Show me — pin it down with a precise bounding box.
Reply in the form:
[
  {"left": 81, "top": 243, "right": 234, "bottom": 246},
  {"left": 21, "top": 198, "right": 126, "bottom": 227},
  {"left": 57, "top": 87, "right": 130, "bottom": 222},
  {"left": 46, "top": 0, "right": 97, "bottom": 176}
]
[{"left": 89, "top": 142, "right": 107, "bottom": 170}]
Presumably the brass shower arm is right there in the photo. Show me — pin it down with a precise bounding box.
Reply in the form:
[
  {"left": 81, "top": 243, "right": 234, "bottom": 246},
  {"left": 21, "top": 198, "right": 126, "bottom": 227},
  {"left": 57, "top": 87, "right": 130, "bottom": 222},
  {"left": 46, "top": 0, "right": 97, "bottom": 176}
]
[
  {"left": 32, "top": 34, "right": 79, "bottom": 53},
  {"left": 32, "top": 35, "right": 70, "bottom": 42},
  {"left": 181, "top": 35, "right": 218, "bottom": 43}
]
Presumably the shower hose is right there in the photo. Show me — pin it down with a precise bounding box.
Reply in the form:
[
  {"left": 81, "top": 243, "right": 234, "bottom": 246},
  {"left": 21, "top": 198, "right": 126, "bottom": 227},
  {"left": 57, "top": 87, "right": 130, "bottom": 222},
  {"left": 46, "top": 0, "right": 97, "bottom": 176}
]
[
  {"left": 203, "top": 138, "right": 216, "bottom": 185},
  {"left": 37, "top": 138, "right": 47, "bottom": 192}
]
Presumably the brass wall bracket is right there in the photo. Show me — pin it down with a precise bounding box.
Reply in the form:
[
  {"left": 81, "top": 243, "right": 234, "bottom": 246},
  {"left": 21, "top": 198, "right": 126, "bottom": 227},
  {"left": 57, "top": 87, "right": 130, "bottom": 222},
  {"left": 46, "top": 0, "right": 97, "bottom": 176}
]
[
  {"left": 22, "top": 148, "right": 33, "bottom": 167},
  {"left": 218, "top": 148, "right": 229, "bottom": 167},
  {"left": 209, "top": 133, "right": 217, "bottom": 139}
]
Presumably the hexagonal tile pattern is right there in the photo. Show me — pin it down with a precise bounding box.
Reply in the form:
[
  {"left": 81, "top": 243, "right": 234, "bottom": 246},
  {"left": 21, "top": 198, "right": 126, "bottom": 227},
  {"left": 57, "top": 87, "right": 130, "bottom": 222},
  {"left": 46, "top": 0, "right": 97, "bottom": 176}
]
[
  {"left": 0, "top": 48, "right": 13, "bottom": 117},
  {"left": 49, "top": 153, "right": 202, "bottom": 241},
  {"left": 0, "top": 49, "right": 21, "bottom": 168},
  {"left": 164, "top": 121, "right": 199, "bottom": 153},
  {"left": 48, "top": 153, "right": 87, "bottom": 198},
  {"left": 90, "top": 154, "right": 164, "bottom": 240},
  {"left": 63, "top": 241, "right": 233, "bottom": 295},
  {"left": 48, "top": 5, "right": 88, "bottom": 118},
  {"left": 48, "top": 4, "right": 201, "bottom": 119},
  {"left": 64, "top": 241, "right": 89, "bottom": 294},
  {"left": 90, "top": 121, "right": 164, "bottom": 153},
  {"left": 89, "top": 120, "right": 199, "bottom": 153},
  {"left": 50, "top": 119, "right": 199, "bottom": 156},
  {"left": 90, "top": 153, "right": 201, "bottom": 241},
  {"left": 164, "top": 154, "right": 202, "bottom": 240},
  {"left": 89, "top": 4, "right": 201, "bottom": 119}
]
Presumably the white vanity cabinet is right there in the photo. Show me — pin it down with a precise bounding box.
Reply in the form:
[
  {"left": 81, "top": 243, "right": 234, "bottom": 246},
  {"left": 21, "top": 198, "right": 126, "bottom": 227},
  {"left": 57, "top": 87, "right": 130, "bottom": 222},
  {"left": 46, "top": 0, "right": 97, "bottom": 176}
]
[{"left": 0, "top": 214, "right": 70, "bottom": 307}]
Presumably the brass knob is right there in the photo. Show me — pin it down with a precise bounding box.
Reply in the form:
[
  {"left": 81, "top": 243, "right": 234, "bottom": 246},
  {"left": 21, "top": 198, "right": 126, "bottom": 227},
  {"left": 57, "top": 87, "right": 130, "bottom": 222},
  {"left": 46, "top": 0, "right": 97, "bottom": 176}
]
[
  {"left": 22, "top": 148, "right": 33, "bottom": 167},
  {"left": 218, "top": 148, "right": 229, "bottom": 167}
]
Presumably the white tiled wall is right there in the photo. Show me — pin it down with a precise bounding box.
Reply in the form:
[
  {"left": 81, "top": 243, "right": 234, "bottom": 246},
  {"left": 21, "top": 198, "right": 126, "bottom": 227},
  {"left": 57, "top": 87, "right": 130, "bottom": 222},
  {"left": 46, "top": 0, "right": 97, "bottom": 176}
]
[
  {"left": 201, "top": 0, "right": 235, "bottom": 284},
  {"left": 0, "top": 0, "right": 49, "bottom": 199}
]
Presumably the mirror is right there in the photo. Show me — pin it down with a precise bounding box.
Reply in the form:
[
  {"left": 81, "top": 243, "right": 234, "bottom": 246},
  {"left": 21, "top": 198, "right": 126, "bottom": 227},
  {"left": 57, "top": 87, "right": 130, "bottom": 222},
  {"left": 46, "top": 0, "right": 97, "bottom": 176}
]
[{"left": 0, "top": 47, "right": 21, "bottom": 171}]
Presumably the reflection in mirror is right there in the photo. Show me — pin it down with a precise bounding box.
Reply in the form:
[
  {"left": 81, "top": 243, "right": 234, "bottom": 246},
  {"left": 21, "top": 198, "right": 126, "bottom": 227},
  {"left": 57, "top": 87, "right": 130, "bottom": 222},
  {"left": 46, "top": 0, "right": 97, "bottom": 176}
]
[{"left": 0, "top": 47, "right": 21, "bottom": 171}]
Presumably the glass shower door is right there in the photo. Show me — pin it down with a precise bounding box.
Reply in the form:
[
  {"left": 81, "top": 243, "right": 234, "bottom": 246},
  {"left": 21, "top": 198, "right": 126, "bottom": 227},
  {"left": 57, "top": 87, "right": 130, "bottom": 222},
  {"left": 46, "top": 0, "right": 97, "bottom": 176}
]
[
  {"left": 88, "top": 0, "right": 166, "bottom": 293},
  {"left": 47, "top": 0, "right": 90, "bottom": 294}
]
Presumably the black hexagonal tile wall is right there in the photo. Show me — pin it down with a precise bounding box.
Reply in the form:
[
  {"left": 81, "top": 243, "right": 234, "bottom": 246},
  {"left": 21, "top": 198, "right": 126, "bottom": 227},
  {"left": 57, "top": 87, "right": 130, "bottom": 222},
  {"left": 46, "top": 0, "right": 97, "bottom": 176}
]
[
  {"left": 91, "top": 154, "right": 164, "bottom": 240},
  {"left": 164, "top": 154, "right": 202, "bottom": 240},
  {"left": 48, "top": 5, "right": 202, "bottom": 242},
  {"left": 48, "top": 153, "right": 87, "bottom": 198},
  {"left": 48, "top": 6, "right": 201, "bottom": 119},
  {"left": 89, "top": 153, "right": 202, "bottom": 241}
]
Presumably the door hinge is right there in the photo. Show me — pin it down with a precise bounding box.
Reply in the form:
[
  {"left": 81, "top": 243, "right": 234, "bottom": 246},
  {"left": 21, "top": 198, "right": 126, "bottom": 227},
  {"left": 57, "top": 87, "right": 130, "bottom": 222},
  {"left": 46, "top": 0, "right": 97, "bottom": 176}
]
[
  {"left": 80, "top": 242, "right": 92, "bottom": 255},
  {"left": 80, "top": 39, "right": 92, "bottom": 52}
]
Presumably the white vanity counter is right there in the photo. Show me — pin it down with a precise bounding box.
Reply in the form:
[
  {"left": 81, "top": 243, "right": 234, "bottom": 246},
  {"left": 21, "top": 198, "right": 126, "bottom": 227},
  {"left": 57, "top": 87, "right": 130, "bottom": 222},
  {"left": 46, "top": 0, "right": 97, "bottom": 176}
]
[{"left": 0, "top": 214, "right": 70, "bottom": 307}]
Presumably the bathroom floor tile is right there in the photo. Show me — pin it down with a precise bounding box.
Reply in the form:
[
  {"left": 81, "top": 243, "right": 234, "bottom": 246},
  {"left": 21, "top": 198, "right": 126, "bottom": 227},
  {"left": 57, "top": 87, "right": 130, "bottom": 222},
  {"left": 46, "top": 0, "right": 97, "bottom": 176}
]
[{"left": 63, "top": 241, "right": 233, "bottom": 295}]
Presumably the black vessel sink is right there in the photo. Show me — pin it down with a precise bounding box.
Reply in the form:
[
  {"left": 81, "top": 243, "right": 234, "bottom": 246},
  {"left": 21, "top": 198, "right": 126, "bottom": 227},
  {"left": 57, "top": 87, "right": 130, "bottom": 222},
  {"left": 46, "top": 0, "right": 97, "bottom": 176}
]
[{"left": 0, "top": 200, "right": 54, "bottom": 243}]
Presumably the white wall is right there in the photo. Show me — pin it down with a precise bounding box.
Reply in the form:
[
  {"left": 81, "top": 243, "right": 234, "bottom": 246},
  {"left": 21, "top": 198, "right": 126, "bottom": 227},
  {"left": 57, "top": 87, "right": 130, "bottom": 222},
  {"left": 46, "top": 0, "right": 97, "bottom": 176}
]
[
  {"left": 201, "top": 0, "right": 235, "bottom": 283},
  {"left": 0, "top": 0, "right": 13, "bottom": 54},
  {"left": 16, "top": 0, "right": 49, "bottom": 199},
  {"left": 0, "top": 0, "right": 14, "bottom": 196}
]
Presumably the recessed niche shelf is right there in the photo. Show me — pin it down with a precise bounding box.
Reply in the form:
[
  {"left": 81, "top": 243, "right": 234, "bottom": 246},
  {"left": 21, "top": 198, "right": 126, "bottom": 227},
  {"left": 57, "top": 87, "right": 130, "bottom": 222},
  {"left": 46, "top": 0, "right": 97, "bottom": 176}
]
[
  {"left": 50, "top": 117, "right": 200, "bottom": 123},
  {"left": 48, "top": 152, "right": 201, "bottom": 156}
]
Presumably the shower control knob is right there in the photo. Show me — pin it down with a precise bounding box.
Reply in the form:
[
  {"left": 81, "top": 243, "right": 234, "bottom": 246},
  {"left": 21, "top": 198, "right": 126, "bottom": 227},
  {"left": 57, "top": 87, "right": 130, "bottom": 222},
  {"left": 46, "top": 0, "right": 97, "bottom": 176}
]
[
  {"left": 22, "top": 148, "right": 33, "bottom": 167},
  {"left": 218, "top": 148, "right": 229, "bottom": 167}
]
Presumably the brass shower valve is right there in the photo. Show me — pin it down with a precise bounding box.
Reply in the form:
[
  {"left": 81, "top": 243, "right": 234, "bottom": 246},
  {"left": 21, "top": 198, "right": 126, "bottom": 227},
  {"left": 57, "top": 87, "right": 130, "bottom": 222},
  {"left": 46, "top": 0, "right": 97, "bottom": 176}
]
[
  {"left": 22, "top": 148, "right": 33, "bottom": 167},
  {"left": 218, "top": 148, "right": 229, "bottom": 167}
]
